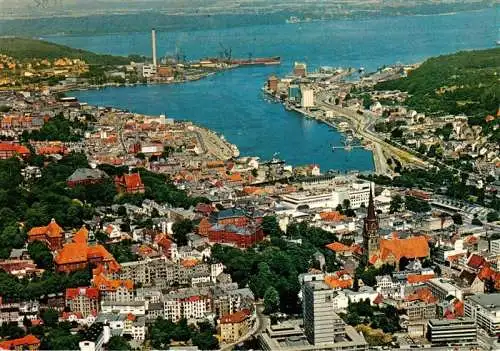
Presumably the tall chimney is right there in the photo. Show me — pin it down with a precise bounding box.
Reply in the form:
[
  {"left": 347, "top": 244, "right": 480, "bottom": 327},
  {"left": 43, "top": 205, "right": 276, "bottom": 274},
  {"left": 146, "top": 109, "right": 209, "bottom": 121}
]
[{"left": 151, "top": 28, "right": 157, "bottom": 67}]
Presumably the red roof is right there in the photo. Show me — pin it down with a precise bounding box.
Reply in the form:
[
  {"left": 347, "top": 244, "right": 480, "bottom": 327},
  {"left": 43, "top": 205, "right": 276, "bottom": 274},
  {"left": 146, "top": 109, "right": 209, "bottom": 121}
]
[
  {"left": 379, "top": 235, "right": 429, "bottom": 261},
  {"left": 407, "top": 273, "right": 435, "bottom": 284},
  {"left": 0, "top": 142, "right": 30, "bottom": 155},
  {"left": 124, "top": 173, "right": 143, "bottom": 188},
  {"left": 467, "top": 253, "right": 485, "bottom": 270},
  {"left": 0, "top": 335, "right": 40, "bottom": 350},
  {"left": 220, "top": 309, "right": 251, "bottom": 324},
  {"left": 66, "top": 287, "right": 99, "bottom": 300}
]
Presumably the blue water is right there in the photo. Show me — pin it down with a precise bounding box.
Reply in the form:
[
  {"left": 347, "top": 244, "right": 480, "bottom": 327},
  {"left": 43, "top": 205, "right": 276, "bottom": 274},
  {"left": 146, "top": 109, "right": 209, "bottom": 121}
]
[{"left": 46, "top": 8, "right": 498, "bottom": 171}]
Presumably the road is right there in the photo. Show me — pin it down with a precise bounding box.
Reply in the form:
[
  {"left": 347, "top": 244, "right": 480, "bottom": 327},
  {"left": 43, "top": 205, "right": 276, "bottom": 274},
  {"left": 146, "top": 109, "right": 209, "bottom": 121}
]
[{"left": 314, "top": 92, "right": 430, "bottom": 173}]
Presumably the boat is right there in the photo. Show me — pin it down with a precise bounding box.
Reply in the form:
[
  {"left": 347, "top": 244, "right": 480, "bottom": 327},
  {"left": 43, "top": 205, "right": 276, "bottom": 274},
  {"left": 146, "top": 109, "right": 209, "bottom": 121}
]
[
  {"left": 286, "top": 16, "right": 300, "bottom": 24},
  {"left": 230, "top": 56, "right": 281, "bottom": 66}
]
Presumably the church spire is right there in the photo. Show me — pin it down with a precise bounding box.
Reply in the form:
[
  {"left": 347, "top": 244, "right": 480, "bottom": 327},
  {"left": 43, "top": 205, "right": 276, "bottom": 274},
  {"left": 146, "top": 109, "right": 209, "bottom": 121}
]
[{"left": 367, "top": 183, "right": 376, "bottom": 219}]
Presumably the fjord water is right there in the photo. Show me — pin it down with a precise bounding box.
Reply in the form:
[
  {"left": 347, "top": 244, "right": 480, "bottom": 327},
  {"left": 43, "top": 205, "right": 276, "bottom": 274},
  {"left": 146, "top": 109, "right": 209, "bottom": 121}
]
[{"left": 47, "top": 9, "right": 496, "bottom": 171}]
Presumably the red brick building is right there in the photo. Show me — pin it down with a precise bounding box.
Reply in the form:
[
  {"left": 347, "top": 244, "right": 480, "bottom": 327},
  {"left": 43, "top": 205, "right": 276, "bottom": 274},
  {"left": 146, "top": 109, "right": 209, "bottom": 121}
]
[
  {"left": 0, "top": 143, "right": 30, "bottom": 160},
  {"left": 207, "top": 224, "right": 264, "bottom": 248},
  {"left": 114, "top": 172, "right": 145, "bottom": 194},
  {"left": 0, "top": 335, "right": 40, "bottom": 351},
  {"left": 27, "top": 219, "right": 64, "bottom": 251}
]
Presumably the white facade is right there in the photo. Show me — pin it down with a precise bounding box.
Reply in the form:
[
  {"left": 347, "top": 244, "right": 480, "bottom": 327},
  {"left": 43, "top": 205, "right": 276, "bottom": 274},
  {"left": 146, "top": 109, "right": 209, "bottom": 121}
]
[
  {"left": 490, "top": 238, "right": 500, "bottom": 255},
  {"left": 332, "top": 291, "right": 349, "bottom": 312},
  {"left": 300, "top": 88, "right": 314, "bottom": 108},
  {"left": 376, "top": 275, "right": 402, "bottom": 299},
  {"left": 142, "top": 64, "right": 157, "bottom": 78},
  {"left": 101, "top": 301, "right": 146, "bottom": 316},
  {"left": 163, "top": 296, "right": 212, "bottom": 322},
  {"left": 464, "top": 293, "right": 500, "bottom": 337},
  {"left": 345, "top": 287, "right": 379, "bottom": 305}
]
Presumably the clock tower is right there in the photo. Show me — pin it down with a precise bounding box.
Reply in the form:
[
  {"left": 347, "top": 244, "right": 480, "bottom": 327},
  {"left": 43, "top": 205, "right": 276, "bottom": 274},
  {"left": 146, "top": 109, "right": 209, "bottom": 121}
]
[{"left": 363, "top": 185, "right": 379, "bottom": 260}]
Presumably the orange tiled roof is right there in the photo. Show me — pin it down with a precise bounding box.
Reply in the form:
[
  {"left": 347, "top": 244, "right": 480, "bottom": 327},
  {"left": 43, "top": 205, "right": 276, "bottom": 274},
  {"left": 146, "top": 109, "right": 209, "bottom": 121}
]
[
  {"left": 326, "top": 241, "right": 352, "bottom": 253},
  {"left": 92, "top": 272, "right": 133, "bottom": 291},
  {"left": 180, "top": 258, "right": 199, "bottom": 268},
  {"left": 220, "top": 309, "right": 251, "bottom": 324},
  {"left": 0, "top": 335, "right": 40, "bottom": 350},
  {"left": 406, "top": 287, "right": 437, "bottom": 304},
  {"left": 319, "top": 211, "right": 346, "bottom": 222},
  {"left": 0, "top": 142, "right": 30, "bottom": 155},
  {"left": 379, "top": 235, "right": 429, "bottom": 261},
  {"left": 407, "top": 273, "right": 435, "bottom": 284},
  {"left": 123, "top": 172, "right": 143, "bottom": 188},
  {"left": 72, "top": 226, "right": 89, "bottom": 244},
  {"left": 324, "top": 275, "right": 353, "bottom": 289},
  {"left": 28, "top": 219, "right": 63, "bottom": 238}
]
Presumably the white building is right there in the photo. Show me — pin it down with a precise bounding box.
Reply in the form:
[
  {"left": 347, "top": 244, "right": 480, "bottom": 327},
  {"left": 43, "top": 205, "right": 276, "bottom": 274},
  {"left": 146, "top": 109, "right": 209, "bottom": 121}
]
[
  {"left": 376, "top": 275, "right": 402, "bottom": 299},
  {"left": 101, "top": 301, "right": 146, "bottom": 316},
  {"left": 344, "top": 286, "right": 379, "bottom": 305},
  {"left": 142, "top": 64, "right": 157, "bottom": 78},
  {"left": 490, "top": 238, "right": 500, "bottom": 255},
  {"left": 464, "top": 293, "right": 500, "bottom": 337},
  {"left": 300, "top": 87, "right": 314, "bottom": 108},
  {"left": 163, "top": 294, "right": 212, "bottom": 322}
]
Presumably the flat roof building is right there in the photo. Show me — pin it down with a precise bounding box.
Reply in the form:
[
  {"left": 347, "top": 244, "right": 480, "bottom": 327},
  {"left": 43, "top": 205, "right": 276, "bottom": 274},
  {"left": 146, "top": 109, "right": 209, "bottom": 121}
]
[
  {"left": 464, "top": 293, "right": 500, "bottom": 337},
  {"left": 426, "top": 318, "right": 477, "bottom": 346}
]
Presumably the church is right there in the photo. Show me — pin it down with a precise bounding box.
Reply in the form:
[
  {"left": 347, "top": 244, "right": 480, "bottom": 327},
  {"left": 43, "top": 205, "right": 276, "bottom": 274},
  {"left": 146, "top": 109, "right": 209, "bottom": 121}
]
[{"left": 362, "top": 188, "right": 430, "bottom": 269}]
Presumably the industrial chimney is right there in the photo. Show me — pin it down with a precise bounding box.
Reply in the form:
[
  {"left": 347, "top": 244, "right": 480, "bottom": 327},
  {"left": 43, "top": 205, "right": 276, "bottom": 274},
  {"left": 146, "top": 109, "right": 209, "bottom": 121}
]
[{"left": 151, "top": 28, "right": 157, "bottom": 67}]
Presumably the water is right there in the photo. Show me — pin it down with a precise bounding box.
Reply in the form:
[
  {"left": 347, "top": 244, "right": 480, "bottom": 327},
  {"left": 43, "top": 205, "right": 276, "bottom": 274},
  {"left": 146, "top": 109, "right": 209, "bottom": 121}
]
[{"left": 47, "top": 8, "right": 497, "bottom": 171}]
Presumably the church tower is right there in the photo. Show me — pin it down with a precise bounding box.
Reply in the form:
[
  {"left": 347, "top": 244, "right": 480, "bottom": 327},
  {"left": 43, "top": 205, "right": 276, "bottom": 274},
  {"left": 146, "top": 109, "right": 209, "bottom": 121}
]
[{"left": 363, "top": 185, "right": 379, "bottom": 260}]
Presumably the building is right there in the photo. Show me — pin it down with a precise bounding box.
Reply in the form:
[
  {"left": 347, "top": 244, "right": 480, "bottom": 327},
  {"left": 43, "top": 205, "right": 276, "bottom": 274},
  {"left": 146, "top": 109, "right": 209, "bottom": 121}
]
[
  {"left": 464, "top": 293, "right": 500, "bottom": 337},
  {"left": 294, "top": 62, "right": 307, "bottom": 77},
  {"left": 300, "top": 87, "right": 314, "bottom": 108},
  {"left": 27, "top": 218, "right": 64, "bottom": 251},
  {"left": 406, "top": 301, "right": 437, "bottom": 321},
  {"left": 426, "top": 278, "right": 464, "bottom": 302},
  {"left": 66, "top": 287, "right": 99, "bottom": 318},
  {"left": 114, "top": 172, "right": 145, "bottom": 194},
  {"left": 219, "top": 309, "right": 251, "bottom": 343},
  {"left": 0, "top": 142, "right": 30, "bottom": 159},
  {"left": 101, "top": 301, "right": 146, "bottom": 316},
  {"left": 303, "top": 281, "right": 347, "bottom": 345},
  {"left": 258, "top": 319, "right": 367, "bottom": 351},
  {"left": 164, "top": 293, "right": 212, "bottom": 322},
  {"left": 54, "top": 228, "right": 119, "bottom": 273},
  {"left": 267, "top": 75, "right": 278, "bottom": 92},
  {"left": 92, "top": 272, "right": 134, "bottom": 302},
  {"left": 490, "top": 238, "right": 500, "bottom": 255},
  {"left": 426, "top": 318, "right": 477, "bottom": 346},
  {"left": 0, "top": 335, "right": 40, "bottom": 351},
  {"left": 207, "top": 224, "right": 264, "bottom": 248},
  {"left": 66, "top": 168, "right": 108, "bottom": 188},
  {"left": 142, "top": 64, "right": 157, "bottom": 78}
]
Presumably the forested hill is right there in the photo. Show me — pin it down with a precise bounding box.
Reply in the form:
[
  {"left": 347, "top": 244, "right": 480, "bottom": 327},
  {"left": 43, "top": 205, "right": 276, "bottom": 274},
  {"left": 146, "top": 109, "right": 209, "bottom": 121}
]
[
  {"left": 375, "top": 48, "right": 500, "bottom": 118},
  {"left": 0, "top": 37, "right": 146, "bottom": 65}
]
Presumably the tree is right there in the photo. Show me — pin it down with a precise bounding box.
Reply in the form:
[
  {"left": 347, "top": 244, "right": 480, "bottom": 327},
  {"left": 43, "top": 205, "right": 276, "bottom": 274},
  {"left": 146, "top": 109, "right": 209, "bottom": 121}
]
[
  {"left": 452, "top": 213, "right": 463, "bottom": 225},
  {"left": 251, "top": 168, "right": 258, "bottom": 178},
  {"left": 389, "top": 194, "right": 403, "bottom": 214},
  {"left": 471, "top": 217, "right": 483, "bottom": 226},
  {"left": 486, "top": 211, "right": 499, "bottom": 223},
  {"left": 106, "top": 336, "right": 131, "bottom": 350},
  {"left": 27, "top": 241, "right": 54, "bottom": 270},
  {"left": 172, "top": 219, "right": 194, "bottom": 246},
  {"left": 404, "top": 196, "right": 431, "bottom": 213},
  {"left": 192, "top": 331, "right": 219, "bottom": 350},
  {"left": 342, "top": 199, "right": 351, "bottom": 210},
  {"left": 264, "top": 286, "right": 280, "bottom": 314},
  {"left": 41, "top": 308, "right": 59, "bottom": 328}
]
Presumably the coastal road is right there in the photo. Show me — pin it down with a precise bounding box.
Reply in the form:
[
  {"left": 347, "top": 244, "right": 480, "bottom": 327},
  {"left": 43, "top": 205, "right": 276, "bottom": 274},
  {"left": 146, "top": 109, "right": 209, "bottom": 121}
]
[{"left": 315, "top": 93, "right": 429, "bottom": 172}]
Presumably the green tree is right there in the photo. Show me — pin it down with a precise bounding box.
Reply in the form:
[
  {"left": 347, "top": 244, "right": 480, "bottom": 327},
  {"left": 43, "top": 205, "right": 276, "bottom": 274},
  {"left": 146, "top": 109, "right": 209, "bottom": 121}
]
[
  {"left": 192, "top": 331, "right": 219, "bottom": 350},
  {"left": 106, "top": 336, "right": 131, "bottom": 350},
  {"left": 264, "top": 286, "right": 280, "bottom": 314},
  {"left": 342, "top": 199, "right": 351, "bottom": 210},
  {"left": 389, "top": 194, "right": 403, "bottom": 213},
  {"left": 486, "top": 211, "right": 499, "bottom": 223},
  {"left": 27, "top": 241, "right": 54, "bottom": 270},
  {"left": 172, "top": 219, "right": 194, "bottom": 246},
  {"left": 41, "top": 308, "right": 59, "bottom": 327},
  {"left": 452, "top": 213, "right": 463, "bottom": 225}
]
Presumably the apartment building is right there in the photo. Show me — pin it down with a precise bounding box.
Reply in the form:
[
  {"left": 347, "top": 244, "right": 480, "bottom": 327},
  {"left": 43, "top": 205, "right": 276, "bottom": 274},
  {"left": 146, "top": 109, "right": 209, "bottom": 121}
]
[{"left": 464, "top": 293, "right": 500, "bottom": 337}]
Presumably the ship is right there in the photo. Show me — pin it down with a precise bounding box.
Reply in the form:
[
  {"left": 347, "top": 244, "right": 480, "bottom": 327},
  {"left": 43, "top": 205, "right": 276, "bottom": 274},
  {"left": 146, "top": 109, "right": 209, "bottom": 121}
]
[{"left": 230, "top": 56, "right": 281, "bottom": 66}]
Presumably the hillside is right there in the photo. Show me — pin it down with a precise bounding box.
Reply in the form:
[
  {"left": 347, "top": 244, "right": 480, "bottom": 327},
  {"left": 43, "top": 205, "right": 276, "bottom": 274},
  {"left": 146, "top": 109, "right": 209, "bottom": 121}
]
[
  {"left": 0, "top": 37, "right": 145, "bottom": 65},
  {"left": 375, "top": 48, "right": 500, "bottom": 118}
]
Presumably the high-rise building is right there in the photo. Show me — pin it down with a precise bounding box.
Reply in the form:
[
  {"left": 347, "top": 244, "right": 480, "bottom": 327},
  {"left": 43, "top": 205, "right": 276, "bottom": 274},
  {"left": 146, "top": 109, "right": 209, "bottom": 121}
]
[
  {"left": 363, "top": 186, "right": 379, "bottom": 261},
  {"left": 300, "top": 87, "right": 314, "bottom": 108},
  {"left": 294, "top": 62, "right": 307, "bottom": 77},
  {"left": 302, "top": 281, "right": 345, "bottom": 345}
]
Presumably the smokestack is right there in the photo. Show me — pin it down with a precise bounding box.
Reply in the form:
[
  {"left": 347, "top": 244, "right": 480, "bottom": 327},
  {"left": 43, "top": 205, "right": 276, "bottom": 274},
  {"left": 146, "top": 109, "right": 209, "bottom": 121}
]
[{"left": 151, "top": 28, "right": 157, "bottom": 67}]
